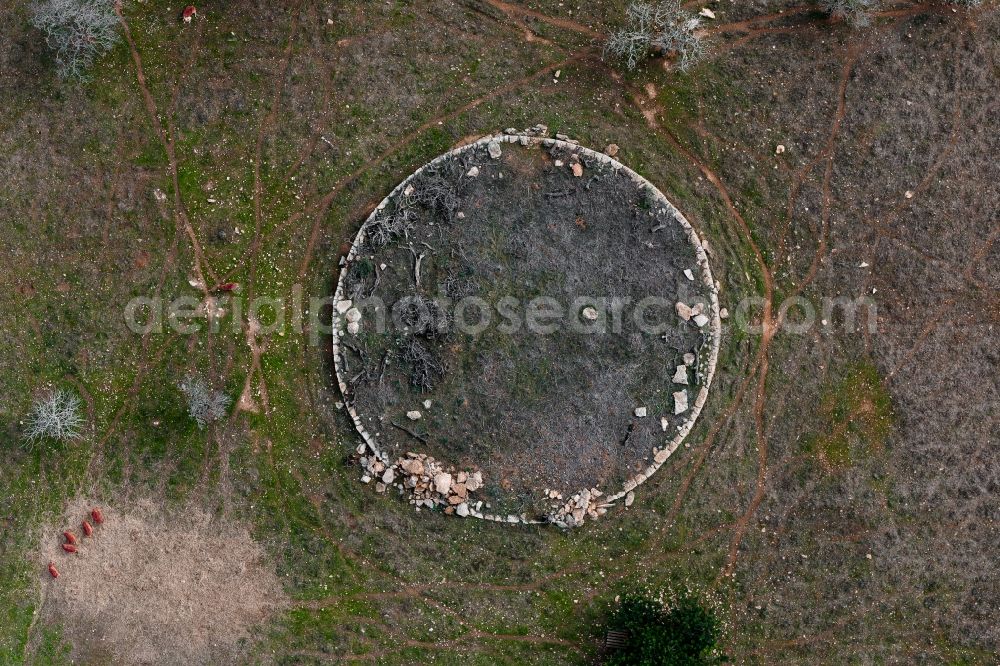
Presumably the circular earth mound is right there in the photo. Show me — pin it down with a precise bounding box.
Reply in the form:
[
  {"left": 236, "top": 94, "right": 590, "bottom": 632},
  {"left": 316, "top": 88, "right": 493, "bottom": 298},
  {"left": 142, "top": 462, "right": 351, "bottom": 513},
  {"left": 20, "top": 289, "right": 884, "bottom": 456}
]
[{"left": 334, "top": 133, "right": 719, "bottom": 520}]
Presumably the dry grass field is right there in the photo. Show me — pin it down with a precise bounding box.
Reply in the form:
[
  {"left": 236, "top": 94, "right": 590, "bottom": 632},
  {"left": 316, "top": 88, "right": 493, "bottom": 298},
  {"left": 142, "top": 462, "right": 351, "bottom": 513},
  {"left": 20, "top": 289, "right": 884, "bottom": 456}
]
[{"left": 0, "top": 0, "right": 996, "bottom": 663}]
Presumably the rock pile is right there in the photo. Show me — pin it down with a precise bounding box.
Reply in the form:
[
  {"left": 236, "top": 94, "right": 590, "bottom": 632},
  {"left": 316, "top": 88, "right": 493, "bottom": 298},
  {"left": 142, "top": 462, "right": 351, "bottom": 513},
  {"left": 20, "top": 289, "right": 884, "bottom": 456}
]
[
  {"left": 358, "top": 450, "right": 484, "bottom": 518},
  {"left": 547, "top": 487, "right": 615, "bottom": 528}
]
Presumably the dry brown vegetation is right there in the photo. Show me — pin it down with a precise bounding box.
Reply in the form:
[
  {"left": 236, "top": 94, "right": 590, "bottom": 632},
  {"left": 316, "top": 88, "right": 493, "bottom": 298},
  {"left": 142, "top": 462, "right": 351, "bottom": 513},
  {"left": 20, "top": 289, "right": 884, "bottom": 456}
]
[{"left": 32, "top": 497, "right": 286, "bottom": 665}]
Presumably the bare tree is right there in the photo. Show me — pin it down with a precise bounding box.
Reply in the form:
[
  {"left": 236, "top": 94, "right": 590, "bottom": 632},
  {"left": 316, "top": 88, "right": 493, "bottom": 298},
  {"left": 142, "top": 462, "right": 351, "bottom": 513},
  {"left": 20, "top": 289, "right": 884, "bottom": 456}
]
[
  {"left": 30, "top": 0, "right": 119, "bottom": 79},
  {"left": 605, "top": 1, "right": 704, "bottom": 72},
  {"left": 25, "top": 390, "right": 85, "bottom": 443},
  {"left": 820, "top": 0, "right": 882, "bottom": 27},
  {"left": 179, "top": 375, "right": 231, "bottom": 429}
]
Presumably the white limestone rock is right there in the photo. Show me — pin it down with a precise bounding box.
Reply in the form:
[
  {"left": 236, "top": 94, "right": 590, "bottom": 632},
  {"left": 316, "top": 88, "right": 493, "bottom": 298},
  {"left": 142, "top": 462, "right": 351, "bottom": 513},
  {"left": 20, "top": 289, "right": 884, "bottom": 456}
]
[
  {"left": 673, "top": 390, "right": 689, "bottom": 415},
  {"left": 434, "top": 473, "right": 452, "bottom": 495}
]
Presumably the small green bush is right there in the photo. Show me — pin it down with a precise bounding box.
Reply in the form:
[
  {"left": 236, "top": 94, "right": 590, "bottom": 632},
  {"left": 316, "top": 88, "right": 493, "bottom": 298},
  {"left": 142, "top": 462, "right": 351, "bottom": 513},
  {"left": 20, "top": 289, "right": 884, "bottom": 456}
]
[{"left": 606, "top": 592, "right": 725, "bottom": 666}]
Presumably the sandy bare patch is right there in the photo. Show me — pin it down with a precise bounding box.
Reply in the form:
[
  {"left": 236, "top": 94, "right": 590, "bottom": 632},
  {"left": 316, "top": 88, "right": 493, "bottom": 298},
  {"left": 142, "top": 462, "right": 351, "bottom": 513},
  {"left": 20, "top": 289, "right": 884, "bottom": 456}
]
[{"left": 36, "top": 497, "right": 286, "bottom": 665}]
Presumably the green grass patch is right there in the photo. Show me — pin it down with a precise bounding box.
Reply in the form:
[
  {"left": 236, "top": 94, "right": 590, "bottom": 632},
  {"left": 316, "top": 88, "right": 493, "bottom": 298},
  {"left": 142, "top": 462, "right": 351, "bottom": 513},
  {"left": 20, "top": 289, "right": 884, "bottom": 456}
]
[{"left": 801, "top": 363, "right": 894, "bottom": 469}]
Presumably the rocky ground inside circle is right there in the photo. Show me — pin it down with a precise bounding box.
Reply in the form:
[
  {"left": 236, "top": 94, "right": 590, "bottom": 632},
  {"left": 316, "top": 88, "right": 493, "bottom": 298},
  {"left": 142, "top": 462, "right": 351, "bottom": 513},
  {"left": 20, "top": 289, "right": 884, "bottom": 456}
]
[{"left": 338, "top": 132, "right": 714, "bottom": 516}]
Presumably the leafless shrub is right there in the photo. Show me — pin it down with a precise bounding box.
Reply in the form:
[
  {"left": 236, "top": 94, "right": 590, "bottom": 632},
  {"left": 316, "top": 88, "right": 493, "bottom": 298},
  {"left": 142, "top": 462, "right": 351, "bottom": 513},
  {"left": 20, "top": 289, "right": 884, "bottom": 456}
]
[
  {"left": 25, "top": 390, "right": 85, "bottom": 443},
  {"left": 396, "top": 295, "right": 451, "bottom": 339},
  {"left": 400, "top": 338, "right": 443, "bottom": 392},
  {"left": 820, "top": 0, "right": 881, "bottom": 27},
  {"left": 652, "top": 23, "right": 705, "bottom": 72},
  {"left": 30, "top": 0, "right": 119, "bottom": 79},
  {"left": 411, "top": 165, "right": 464, "bottom": 221},
  {"left": 605, "top": 1, "right": 704, "bottom": 72},
  {"left": 178, "top": 374, "right": 230, "bottom": 429},
  {"left": 441, "top": 273, "right": 477, "bottom": 300},
  {"left": 365, "top": 206, "right": 416, "bottom": 251}
]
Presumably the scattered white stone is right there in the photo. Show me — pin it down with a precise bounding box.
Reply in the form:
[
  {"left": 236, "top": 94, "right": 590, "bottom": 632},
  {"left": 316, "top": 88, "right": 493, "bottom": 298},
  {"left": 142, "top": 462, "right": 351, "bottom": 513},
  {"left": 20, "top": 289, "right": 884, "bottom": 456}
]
[
  {"left": 672, "top": 365, "right": 689, "bottom": 385},
  {"left": 719, "top": 308, "right": 729, "bottom": 319},
  {"left": 466, "top": 166, "right": 480, "bottom": 178},
  {"left": 683, "top": 352, "right": 696, "bottom": 365},
  {"left": 406, "top": 410, "right": 421, "bottom": 421},
  {"left": 347, "top": 321, "right": 360, "bottom": 335},
  {"left": 860, "top": 261, "right": 870, "bottom": 268},
  {"left": 775, "top": 144, "right": 786, "bottom": 155},
  {"left": 676, "top": 302, "right": 693, "bottom": 321},
  {"left": 345, "top": 308, "right": 362, "bottom": 323},
  {"left": 423, "top": 399, "right": 432, "bottom": 409},
  {"left": 554, "top": 159, "right": 564, "bottom": 167},
  {"left": 487, "top": 140, "right": 502, "bottom": 159},
  {"left": 673, "top": 390, "right": 689, "bottom": 414},
  {"left": 403, "top": 184, "right": 415, "bottom": 196},
  {"left": 361, "top": 475, "right": 372, "bottom": 484},
  {"left": 660, "top": 417, "right": 669, "bottom": 432},
  {"left": 336, "top": 401, "right": 344, "bottom": 410},
  {"left": 379, "top": 263, "right": 387, "bottom": 270},
  {"left": 699, "top": 7, "right": 716, "bottom": 18},
  {"left": 571, "top": 162, "right": 584, "bottom": 177},
  {"left": 634, "top": 407, "right": 648, "bottom": 418},
  {"left": 625, "top": 491, "right": 636, "bottom": 507},
  {"left": 604, "top": 143, "right": 619, "bottom": 157},
  {"left": 456, "top": 503, "right": 470, "bottom": 517},
  {"left": 382, "top": 468, "right": 395, "bottom": 484},
  {"left": 693, "top": 313, "right": 710, "bottom": 328},
  {"left": 582, "top": 306, "right": 599, "bottom": 321},
  {"left": 466, "top": 472, "right": 483, "bottom": 492},
  {"left": 904, "top": 190, "right": 914, "bottom": 199},
  {"left": 684, "top": 269, "right": 695, "bottom": 281}
]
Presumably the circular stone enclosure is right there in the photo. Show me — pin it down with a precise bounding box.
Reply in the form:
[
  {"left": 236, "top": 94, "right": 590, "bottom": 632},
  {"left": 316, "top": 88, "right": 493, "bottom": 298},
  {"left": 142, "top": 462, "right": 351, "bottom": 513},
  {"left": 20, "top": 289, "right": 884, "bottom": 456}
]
[{"left": 333, "top": 133, "right": 720, "bottom": 523}]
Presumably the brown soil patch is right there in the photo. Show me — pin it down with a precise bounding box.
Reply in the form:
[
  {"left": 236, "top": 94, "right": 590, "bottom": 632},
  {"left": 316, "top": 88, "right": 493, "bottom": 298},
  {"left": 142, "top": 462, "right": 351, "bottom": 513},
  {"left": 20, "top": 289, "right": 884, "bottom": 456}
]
[{"left": 36, "top": 497, "right": 286, "bottom": 665}]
